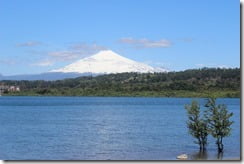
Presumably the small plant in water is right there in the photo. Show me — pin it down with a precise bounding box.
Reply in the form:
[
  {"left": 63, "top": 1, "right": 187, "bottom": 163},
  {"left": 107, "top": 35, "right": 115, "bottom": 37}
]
[
  {"left": 185, "top": 98, "right": 234, "bottom": 154},
  {"left": 204, "top": 98, "right": 234, "bottom": 153},
  {"left": 185, "top": 100, "right": 208, "bottom": 151}
]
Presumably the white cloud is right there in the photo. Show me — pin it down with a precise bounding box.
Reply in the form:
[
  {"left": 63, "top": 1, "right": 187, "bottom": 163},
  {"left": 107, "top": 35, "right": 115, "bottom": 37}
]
[
  {"left": 48, "top": 43, "right": 107, "bottom": 61},
  {"left": 31, "top": 60, "right": 54, "bottom": 67},
  {"left": 48, "top": 51, "right": 80, "bottom": 61},
  {"left": 17, "top": 41, "right": 42, "bottom": 47},
  {"left": 119, "top": 37, "right": 172, "bottom": 48},
  {"left": 195, "top": 64, "right": 230, "bottom": 69},
  {"left": 27, "top": 43, "right": 107, "bottom": 67},
  {"left": 217, "top": 65, "right": 229, "bottom": 69},
  {"left": 69, "top": 43, "right": 107, "bottom": 51},
  {"left": 195, "top": 64, "right": 205, "bottom": 67},
  {"left": 143, "top": 60, "right": 171, "bottom": 71}
]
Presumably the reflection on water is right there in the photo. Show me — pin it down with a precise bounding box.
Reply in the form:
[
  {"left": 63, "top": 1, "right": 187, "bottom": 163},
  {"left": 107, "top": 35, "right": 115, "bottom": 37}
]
[
  {"left": 190, "top": 151, "right": 208, "bottom": 160},
  {"left": 190, "top": 150, "right": 225, "bottom": 160},
  {"left": 216, "top": 152, "right": 223, "bottom": 160}
]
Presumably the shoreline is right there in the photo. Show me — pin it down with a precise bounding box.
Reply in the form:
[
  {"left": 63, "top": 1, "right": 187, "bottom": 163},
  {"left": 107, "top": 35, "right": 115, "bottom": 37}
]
[{"left": 0, "top": 95, "right": 241, "bottom": 98}]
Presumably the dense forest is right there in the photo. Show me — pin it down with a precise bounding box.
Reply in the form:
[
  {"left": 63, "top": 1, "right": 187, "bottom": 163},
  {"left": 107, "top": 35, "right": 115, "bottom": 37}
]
[{"left": 1, "top": 68, "right": 240, "bottom": 97}]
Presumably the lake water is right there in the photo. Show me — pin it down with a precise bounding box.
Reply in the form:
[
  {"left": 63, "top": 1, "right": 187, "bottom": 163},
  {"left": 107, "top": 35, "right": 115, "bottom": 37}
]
[{"left": 0, "top": 97, "right": 240, "bottom": 160}]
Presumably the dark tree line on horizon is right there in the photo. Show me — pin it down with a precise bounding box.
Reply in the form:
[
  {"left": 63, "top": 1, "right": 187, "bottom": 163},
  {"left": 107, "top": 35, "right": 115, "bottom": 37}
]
[{"left": 1, "top": 67, "right": 240, "bottom": 97}]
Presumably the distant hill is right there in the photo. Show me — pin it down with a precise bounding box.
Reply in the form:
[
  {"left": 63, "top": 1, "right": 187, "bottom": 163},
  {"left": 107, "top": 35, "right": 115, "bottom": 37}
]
[
  {"left": 1, "top": 68, "right": 240, "bottom": 98},
  {"left": 0, "top": 72, "right": 94, "bottom": 81}
]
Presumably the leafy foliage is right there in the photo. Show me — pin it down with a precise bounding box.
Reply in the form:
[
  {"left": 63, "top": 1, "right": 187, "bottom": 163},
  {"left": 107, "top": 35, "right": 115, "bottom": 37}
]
[
  {"left": 185, "top": 101, "right": 208, "bottom": 150},
  {"left": 204, "top": 98, "right": 234, "bottom": 152},
  {"left": 185, "top": 98, "right": 234, "bottom": 153},
  {"left": 1, "top": 68, "right": 240, "bottom": 97}
]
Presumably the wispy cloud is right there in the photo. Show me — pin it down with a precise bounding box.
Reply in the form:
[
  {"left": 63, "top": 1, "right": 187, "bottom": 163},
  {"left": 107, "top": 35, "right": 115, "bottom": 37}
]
[
  {"left": 29, "top": 43, "right": 107, "bottom": 67},
  {"left": 31, "top": 60, "right": 54, "bottom": 67},
  {"left": 196, "top": 64, "right": 230, "bottom": 69},
  {"left": 143, "top": 60, "right": 171, "bottom": 71},
  {"left": 144, "top": 61, "right": 171, "bottom": 67},
  {"left": 48, "top": 51, "right": 80, "bottom": 61},
  {"left": 69, "top": 43, "right": 107, "bottom": 51},
  {"left": 195, "top": 64, "right": 205, "bottom": 67},
  {"left": 16, "top": 41, "right": 42, "bottom": 47},
  {"left": 48, "top": 43, "right": 107, "bottom": 61},
  {"left": 119, "top": 37, "right": 172, "bottom": 48},
  {"left": 16, "top": 42, "right": 107, "bottom": 67}
]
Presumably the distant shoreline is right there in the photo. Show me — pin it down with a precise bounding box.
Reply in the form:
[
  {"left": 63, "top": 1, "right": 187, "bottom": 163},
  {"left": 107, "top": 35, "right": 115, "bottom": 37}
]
[
  {"left": 1, "top": 68, "right": 240, "bottom": 98},
  {"left": 1, "top": 94, "right": 240, "bottom": 98}
]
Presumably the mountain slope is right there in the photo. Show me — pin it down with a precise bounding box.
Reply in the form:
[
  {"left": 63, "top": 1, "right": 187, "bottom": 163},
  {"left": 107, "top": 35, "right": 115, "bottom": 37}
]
[
  {"left": 50, "top": 50, "right": 167, "bottom": 74},
  {"left": 0, "top": 50, "right": 167, "bottom": 81}
]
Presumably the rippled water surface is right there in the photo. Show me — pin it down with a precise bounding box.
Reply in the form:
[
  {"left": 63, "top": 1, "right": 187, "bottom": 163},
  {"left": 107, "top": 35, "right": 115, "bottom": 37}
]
[{"left": 0, "top": 97, "right": 240, "bottom": 160}]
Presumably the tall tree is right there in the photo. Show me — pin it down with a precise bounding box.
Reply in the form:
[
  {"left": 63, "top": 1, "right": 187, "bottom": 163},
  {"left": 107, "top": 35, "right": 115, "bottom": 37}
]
[
  {"left": 204, "top": 98, "right": 234, "bottom": 153},
  {"left": 185, "top": 100, "right": 208, "bottom": 151}
]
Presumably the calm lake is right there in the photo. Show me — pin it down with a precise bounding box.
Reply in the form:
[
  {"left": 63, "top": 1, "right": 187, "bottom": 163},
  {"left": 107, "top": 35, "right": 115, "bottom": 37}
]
[{"left": 0, "top": 97, "right": 240, "bottom": 160}]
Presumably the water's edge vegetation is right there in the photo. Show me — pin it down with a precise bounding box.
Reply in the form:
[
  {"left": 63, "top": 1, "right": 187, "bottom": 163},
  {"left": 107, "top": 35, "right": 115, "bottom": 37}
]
[{"left": 1, "top": 68, "right": 240, "bottom": 98}]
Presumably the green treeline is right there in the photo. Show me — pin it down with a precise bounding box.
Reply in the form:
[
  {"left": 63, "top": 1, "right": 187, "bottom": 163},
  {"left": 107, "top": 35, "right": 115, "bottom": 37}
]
[{"left": 2, "top": 67, "right": 240, "bottom": 97}]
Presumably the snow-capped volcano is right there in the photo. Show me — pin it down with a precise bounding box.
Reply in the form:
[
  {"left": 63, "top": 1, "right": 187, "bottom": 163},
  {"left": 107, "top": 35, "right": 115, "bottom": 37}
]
[{"left": 50, "top": 50, "right": 167, "bottom": 74}]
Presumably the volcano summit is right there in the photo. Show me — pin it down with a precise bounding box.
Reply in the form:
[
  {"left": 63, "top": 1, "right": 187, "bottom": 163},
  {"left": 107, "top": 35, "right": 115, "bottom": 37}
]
[{"left": 50, "top": 50, "right": 167, "bottom": 74}]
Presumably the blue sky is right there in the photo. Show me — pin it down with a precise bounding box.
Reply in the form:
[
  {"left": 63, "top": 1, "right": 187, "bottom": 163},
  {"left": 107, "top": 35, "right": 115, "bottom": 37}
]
[{"left": 0, "top": 0, "right": 240, "bottom": 75}]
